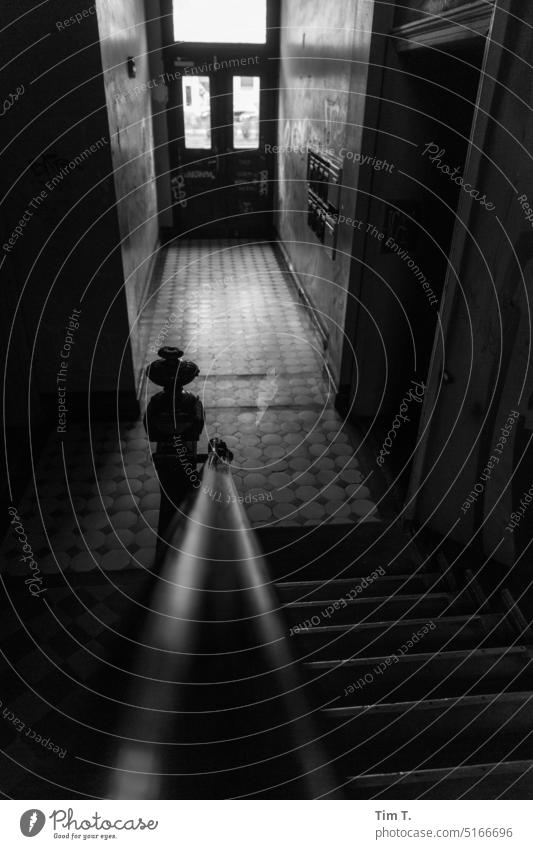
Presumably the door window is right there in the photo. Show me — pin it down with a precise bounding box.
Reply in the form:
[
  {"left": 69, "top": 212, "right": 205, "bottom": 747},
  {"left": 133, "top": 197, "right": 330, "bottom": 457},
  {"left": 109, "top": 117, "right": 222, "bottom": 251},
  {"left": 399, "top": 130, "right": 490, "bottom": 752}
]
[
  {"left": 182, "top": 76, "right": 212, "bottom": 149},
  {"left": 233, "top": 76, "right": 260, "bottom": 149}
]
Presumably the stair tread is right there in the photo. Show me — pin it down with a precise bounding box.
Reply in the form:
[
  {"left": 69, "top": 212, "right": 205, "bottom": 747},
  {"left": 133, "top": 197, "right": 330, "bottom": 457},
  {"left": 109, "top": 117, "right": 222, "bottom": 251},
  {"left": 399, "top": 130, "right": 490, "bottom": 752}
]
[
  {"left": 292, "top": 613, "right": 502, "bottom": 633},
  {"left": 305, "top": 646, "right": 531, "bottom": 668},
  {"left": 286, "top": 593, "right": 452, "bottom": 607},
  {"left": 265, "top": 523, "right": 533, "bottom": 793},
  {"left": 276, "top": 575, "right": 438, "bottom": 588},
  {"left": 258, "top": 521, "right": 405, "bottom": 542},
  {"left": 347, "top": 758, "right": 533, "bottom": 785},
  {"left": 324, "top": 689, "right": 533, "bottom": 716}
]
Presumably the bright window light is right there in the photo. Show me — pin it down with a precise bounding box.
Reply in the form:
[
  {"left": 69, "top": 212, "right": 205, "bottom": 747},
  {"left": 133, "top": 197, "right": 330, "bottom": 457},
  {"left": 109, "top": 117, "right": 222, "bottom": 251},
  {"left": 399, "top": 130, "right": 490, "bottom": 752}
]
[
  {"left": 182, "top": 77, "right": 212, "bottom": 149},
  {"left": 173, "top": 0, "right": 267, "bottom": 44},
  {"left": 233, "top": 76, "right": 260, "bottom": 149}
]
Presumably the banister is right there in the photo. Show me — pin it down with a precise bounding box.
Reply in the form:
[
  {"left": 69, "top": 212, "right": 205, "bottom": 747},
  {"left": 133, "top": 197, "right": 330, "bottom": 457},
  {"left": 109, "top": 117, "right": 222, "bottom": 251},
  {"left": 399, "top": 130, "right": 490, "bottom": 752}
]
[{"left": 109, "top": 439, "right": 340, "bottom": 799}]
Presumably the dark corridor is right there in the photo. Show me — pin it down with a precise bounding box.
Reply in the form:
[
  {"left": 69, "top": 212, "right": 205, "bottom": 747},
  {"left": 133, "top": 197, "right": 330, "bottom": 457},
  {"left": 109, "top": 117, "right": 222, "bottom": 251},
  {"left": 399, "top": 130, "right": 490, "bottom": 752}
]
[{"left": 1, "top": 0, "right": 533, "bottom": 823}]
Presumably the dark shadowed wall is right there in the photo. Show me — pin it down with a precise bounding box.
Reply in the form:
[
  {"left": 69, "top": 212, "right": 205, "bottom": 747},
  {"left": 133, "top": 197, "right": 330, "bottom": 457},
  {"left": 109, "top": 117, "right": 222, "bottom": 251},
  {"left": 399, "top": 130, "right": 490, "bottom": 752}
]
[
  {"left": 414, "top": 3, "right": 533, "bottom": 572},
  {"left": 343, "top": 6, "right": 483, "bottom": 431},
  {"left": 0, "top": 0, "right": 136, "bottom": 415}
]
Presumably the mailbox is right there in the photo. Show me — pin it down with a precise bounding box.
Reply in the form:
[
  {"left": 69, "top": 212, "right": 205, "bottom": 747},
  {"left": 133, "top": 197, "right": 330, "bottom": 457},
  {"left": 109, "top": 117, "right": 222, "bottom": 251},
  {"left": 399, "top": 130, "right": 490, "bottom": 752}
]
[{"left": 307, "top": 148, "right": 342, "bottom": 259}]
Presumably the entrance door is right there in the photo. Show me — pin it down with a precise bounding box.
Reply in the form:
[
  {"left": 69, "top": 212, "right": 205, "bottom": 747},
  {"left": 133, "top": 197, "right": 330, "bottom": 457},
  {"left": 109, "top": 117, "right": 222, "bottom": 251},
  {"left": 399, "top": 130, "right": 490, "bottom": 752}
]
[
  {"left": 162, "top": 0, "right": 278, "bottom": 238},
  {"left": 339, "top": 0, "right": 492, "bottom": 493},
  {"left": 405, "top": 1, "right": 511, "bottom": 531}
]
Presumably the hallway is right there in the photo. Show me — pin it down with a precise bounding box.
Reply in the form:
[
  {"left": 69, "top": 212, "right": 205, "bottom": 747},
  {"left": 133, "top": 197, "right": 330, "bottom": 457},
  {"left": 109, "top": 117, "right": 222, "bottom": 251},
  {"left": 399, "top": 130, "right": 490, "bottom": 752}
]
[
  {"left": 1, "top": 240, "right": 380, "bottom": 579},
  {"left": 0, "top": 239, "right": 387, "bottom": 799},
  {"left": 2, "top": 0, "right": 533, "bottom": 815}
]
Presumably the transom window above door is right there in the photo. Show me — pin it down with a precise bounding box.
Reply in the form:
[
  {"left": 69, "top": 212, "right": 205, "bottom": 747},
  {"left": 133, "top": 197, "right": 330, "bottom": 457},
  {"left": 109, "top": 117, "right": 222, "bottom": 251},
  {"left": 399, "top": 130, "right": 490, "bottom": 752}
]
[{"left": 173, "top": 0, "right": 267, "bottom": 44}]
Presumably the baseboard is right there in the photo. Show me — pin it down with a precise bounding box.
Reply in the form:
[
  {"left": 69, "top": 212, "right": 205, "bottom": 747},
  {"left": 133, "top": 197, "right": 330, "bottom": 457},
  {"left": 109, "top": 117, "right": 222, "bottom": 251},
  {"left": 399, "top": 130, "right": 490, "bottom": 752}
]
[
  {"left": 137, "top": 237, "right": 161, "bottom": 318},
  {"left": 135, "top": 237, "right": 162, "bottom": 399},
  {"left": 334, "top": 384, "right": 352, "bottom": 416},
  {"left": 273, "top": 235, "right": 339, "bottom": 394},
  {"left": 159, "top": 226, "right": 177, "bottom": 248},
  {"left": 274, "top": 236, "right": 330, "bottom": 347}
]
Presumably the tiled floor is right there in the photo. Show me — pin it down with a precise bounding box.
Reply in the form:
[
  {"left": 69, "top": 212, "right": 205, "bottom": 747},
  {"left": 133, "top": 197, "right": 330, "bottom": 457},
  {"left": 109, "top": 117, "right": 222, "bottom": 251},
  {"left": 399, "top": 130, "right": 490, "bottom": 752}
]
[{"left": 1, "top": 239, "right": 379, "bottom": 578}]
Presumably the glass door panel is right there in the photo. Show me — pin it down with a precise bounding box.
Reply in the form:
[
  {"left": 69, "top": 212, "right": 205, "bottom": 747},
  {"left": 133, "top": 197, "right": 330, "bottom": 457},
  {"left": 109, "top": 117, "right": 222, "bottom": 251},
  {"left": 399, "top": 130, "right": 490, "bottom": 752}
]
[
  {"left": 233, "top": 76, "right": 260, "bottom": 149},
  {"left": 182, "top": 76, "right": 212, "bottom": 149}
]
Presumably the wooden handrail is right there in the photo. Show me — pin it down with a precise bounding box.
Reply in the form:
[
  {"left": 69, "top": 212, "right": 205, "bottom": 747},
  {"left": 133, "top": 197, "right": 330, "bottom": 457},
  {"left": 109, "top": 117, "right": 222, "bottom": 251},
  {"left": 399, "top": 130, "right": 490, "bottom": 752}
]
[{"left": 109, "top": 442, "right": 340, "bottom": 799}]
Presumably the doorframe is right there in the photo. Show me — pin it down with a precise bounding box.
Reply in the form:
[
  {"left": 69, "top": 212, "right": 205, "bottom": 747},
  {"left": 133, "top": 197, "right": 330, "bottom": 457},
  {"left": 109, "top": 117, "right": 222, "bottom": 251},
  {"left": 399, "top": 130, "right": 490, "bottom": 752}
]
[
  {"left": 337, "top": 0, "right": 396, "bottom": 405},
  {"left": 404, "top": 0, "right": 510, "bottom": 521},
  {"left": 158, "top": 0, "right": 280, "bottom": 238}
]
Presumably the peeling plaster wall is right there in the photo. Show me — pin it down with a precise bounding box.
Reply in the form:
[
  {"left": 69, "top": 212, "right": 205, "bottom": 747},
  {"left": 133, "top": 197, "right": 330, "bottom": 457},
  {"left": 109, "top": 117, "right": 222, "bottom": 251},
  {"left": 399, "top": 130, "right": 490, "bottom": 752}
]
[
  {"left": 276, "top": 0, "right": 375, "bottom": 385},
  {"left": 96, "top": 0, "right": 159, "bottom": 375}
]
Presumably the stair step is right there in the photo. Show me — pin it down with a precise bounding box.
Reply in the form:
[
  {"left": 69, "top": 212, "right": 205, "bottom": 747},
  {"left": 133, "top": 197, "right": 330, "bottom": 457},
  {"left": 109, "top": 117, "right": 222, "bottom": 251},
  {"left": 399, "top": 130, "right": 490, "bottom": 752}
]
[
  {"left": 275, "top": 573, "right": 447, "bottom": 603},
  {"left": 289, "top": 614, "right": 513, "bottom": 661},
  {"left": 261, "top": 525, "right": 533, "bottom": 794},
  {"left": 306, "top": 647, "right": 533, "bottom": 704},
  {"left": 346, "top": 759, "right": 533, "bottom": 799},
  {"left": 258, "top": 523, "right": 419, "bottom": 580},
  {"left": 285, "top": 593, "right": 464, "bottom": 626},
  {"left": 323, "top": 691, "right": 533, "bottom": 773}
]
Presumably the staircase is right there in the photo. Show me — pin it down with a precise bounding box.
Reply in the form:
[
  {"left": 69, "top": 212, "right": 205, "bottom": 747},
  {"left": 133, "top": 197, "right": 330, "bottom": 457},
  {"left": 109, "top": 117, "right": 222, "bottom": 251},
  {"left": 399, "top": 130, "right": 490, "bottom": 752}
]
[{"left": 258, "top": 521, "right": 533, "bottom": 799}]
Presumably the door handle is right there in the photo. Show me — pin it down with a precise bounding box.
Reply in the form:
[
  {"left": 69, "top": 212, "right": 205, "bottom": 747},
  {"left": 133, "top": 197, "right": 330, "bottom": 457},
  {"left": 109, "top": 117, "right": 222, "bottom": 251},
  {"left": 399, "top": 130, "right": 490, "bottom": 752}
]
[{"left": 438, "top": 366, "right": 453, "bottom": 385}]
